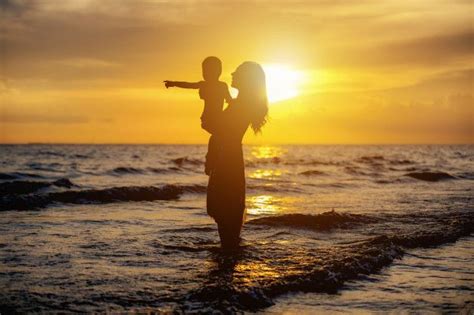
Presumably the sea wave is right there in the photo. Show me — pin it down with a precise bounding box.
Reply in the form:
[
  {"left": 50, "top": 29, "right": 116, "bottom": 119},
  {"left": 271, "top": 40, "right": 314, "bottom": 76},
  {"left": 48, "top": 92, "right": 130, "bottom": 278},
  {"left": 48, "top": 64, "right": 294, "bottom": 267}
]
[
  {"left": 247, "top": 158, "right": 342, "bottom": 167},
  {"left": 356, "top": 155, "right": 385, "bottom": 164},
  {"left": 405, "top": 171, "right": 456, "bottom": 182},
  {"left": 70, "top": 153, "right": 90, "bottom": 159},
  {"left": 0, "top": 172, "right": 45, "bottom": 180},
  {"left": 387, "top": 211, "right": 473, "bottom": 248},
  {"left": 247, "top": 211, "right": 378, "bottom": 231},
  {"left": 178, "top": 240, "right": 405, "bottom": 312},
  {"left": 172, "top": 157, "right": 203, "bottom": 166},
  {"left": 288, "top": 159, "right": 341, "bottom": 166},
  {"left": 0, "top": 184, "right": 207, "bottom": 211},
  {"left": 109, "top": 166, "right": 180, "bottom": 175},
  {"left": 178, "top": 212, "right": 472, "bottom": 312},
  {"left": 110, "top": 167, "right": 145, "bottom": 175},
  {"left": 0, "top": 178, "right": 75, "bottom": 196},
  {"left": 299, "top": 170, "right": 326, "bottom": 176},
  {"left": 27, "top": 162, "right": 64, "bottom": 173},
  {"left": 356, "top": 155, "right": 415, "bottom": 167},
  {"left": 148, "top": 167, "right": 179, "bottom": 174},
  {"left": 457, "top": 172, "right": 474, "bottom": 180},
  {"left": 247, "top": 184, "right": 302, "bottom": 193},
  {"left": 344, "top": 166, "right": 370, "bottom": 176},
  {"left": 37, "top": 150, "right": 66, "bottom": 157}
]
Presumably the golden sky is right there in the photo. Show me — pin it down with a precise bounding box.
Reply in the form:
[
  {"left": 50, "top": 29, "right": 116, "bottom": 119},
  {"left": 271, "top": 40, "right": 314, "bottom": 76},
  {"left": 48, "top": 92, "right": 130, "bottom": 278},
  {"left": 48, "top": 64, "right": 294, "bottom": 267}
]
[{"left": 1, "top": 0, "right": 473, "bottom": 144}]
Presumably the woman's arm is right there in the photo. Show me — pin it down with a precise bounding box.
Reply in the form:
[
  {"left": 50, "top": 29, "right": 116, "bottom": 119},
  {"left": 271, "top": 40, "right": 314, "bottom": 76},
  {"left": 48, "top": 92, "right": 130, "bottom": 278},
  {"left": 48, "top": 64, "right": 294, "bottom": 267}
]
[{"left": 213, "top": 100, "right": 250, "bottom": 140}]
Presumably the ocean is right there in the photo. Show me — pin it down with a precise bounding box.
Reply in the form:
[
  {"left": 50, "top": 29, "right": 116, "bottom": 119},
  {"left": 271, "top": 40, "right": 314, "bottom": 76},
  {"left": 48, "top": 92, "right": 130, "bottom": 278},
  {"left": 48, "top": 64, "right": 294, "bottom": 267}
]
[{"left": 0, "top": 144, "right": 472, "bottom": 313}]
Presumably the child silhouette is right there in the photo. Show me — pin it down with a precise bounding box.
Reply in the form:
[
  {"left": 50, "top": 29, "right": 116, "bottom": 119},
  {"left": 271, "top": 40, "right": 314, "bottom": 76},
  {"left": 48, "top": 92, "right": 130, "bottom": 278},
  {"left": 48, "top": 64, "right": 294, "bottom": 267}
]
[{"left": 164, "top": 56, "right": 232, "bottom": 175}]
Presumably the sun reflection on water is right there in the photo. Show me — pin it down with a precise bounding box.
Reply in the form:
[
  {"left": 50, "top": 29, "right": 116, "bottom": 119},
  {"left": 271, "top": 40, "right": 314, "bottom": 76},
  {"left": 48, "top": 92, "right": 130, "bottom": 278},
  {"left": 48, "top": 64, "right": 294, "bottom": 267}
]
[
  {"left": 235, "top": 260, "right": 281, "bottom": 284},
  {"left": 247, "top": 195, "right": 282, "bottom": 215},
  {"left": 251, "top": 146, "right": 285, "bottom": 159},
  {"left": 250, "top": 169, "right": 283, "bottom": 180}
]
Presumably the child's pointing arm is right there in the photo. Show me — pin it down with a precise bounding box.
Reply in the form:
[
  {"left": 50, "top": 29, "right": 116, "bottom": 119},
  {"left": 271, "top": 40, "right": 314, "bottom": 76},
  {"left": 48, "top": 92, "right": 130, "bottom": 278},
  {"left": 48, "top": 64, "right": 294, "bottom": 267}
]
[{"left": 164, "top": 81, "right": 202, "bottom": 89}]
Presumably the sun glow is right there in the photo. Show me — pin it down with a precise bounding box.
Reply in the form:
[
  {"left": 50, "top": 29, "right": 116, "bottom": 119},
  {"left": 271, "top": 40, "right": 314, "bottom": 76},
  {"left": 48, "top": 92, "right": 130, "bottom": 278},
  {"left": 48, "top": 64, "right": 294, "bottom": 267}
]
[
  {"left": 247, "top": 195, "right": 282, "bottom": 215},
  {"left": 262, "top": 64, "right": 305, "bottom": 103}
]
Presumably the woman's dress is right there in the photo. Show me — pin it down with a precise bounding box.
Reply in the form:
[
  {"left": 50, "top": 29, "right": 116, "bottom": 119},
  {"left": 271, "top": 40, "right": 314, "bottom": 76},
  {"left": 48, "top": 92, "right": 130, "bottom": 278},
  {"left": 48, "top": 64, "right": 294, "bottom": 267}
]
[{"left": 206, "top": 99, "right": 251, "bottom": 246}]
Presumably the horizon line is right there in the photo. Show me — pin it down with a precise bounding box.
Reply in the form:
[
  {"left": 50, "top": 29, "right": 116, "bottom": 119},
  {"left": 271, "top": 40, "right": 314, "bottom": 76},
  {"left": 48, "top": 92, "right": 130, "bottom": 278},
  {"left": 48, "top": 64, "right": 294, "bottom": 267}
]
[{"left": 1, "top": 142, "right": 473, "bottom": 146}]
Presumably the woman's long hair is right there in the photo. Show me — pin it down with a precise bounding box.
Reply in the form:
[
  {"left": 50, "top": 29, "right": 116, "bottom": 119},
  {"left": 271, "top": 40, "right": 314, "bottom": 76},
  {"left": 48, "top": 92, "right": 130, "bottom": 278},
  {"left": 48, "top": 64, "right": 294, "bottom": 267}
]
[{"left": 237, "top": 61, "right": 269, "bottom": 133}]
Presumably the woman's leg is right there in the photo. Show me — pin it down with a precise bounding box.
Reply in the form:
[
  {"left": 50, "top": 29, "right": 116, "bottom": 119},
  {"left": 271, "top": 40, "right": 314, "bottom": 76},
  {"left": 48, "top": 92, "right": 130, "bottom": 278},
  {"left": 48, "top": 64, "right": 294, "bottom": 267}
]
[{"left": 217, "top": 219, "right": 242, "bottom": 250}]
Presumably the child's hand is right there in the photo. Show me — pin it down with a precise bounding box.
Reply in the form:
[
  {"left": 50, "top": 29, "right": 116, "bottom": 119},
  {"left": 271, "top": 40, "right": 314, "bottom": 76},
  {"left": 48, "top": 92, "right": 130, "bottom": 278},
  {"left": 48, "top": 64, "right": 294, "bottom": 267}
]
[{"left": 163, "top": 80, "right": 174, "bottom": 88}]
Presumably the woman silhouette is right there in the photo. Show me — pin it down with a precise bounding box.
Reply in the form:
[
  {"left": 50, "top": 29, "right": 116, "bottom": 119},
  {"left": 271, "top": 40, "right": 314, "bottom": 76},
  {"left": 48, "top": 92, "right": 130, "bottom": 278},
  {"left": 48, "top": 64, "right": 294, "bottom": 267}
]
[{"left": 206, "top": 61, "right": 268, "bottom": 250}]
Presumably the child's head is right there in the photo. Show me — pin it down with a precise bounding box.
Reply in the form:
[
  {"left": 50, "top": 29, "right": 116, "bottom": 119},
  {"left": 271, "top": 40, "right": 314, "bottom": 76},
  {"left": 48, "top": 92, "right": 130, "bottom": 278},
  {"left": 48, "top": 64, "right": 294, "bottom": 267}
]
[{"left": 202, "top": 56, "right": 222, "bottom": 81}]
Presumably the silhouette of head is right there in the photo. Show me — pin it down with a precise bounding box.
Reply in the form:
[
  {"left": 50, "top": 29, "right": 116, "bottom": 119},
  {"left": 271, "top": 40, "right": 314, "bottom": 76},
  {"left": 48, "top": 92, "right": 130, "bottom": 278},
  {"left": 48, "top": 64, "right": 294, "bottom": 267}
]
[
  {"left": 202, "top": 56, "right": 222, "bottom": 81},
  {"left": 231, "top": 61, "right": 268, "bottom": 133}
]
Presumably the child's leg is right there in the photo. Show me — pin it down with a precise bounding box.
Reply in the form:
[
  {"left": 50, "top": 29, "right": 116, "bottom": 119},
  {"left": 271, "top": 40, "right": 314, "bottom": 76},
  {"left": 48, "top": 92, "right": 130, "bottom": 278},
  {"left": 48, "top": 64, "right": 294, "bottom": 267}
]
[{"left": 205, "top": 135, "right": 217, "bottom": 175}]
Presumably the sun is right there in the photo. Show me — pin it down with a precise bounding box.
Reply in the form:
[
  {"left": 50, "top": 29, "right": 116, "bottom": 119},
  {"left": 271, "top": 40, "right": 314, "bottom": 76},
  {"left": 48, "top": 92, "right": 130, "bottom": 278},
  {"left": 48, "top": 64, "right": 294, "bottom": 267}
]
[{"left": 262, "top": 64, "right": 305, "bottom": 103}]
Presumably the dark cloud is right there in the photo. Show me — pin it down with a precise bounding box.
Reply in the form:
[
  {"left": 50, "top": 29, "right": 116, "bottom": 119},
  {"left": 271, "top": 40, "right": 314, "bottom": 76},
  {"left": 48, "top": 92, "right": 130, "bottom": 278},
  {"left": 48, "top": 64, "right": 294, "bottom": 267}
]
[
  {"left": 2, "top": 0, "right": 472, "bottom": 79},
  {"left": 320, "top": 30, "right": 474, "bottom": 68},
  {"left": 374, "top": 31, "right": 473, "bottom": 65},
  {"left": 1, "top": 9, "right": 219, "bottom": 82},
  {"left": 0, "top": 0, "right": 35, "bottom": 15},
  {"left": 378, "top": 68, "right": 474, "bottom": 101}
]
